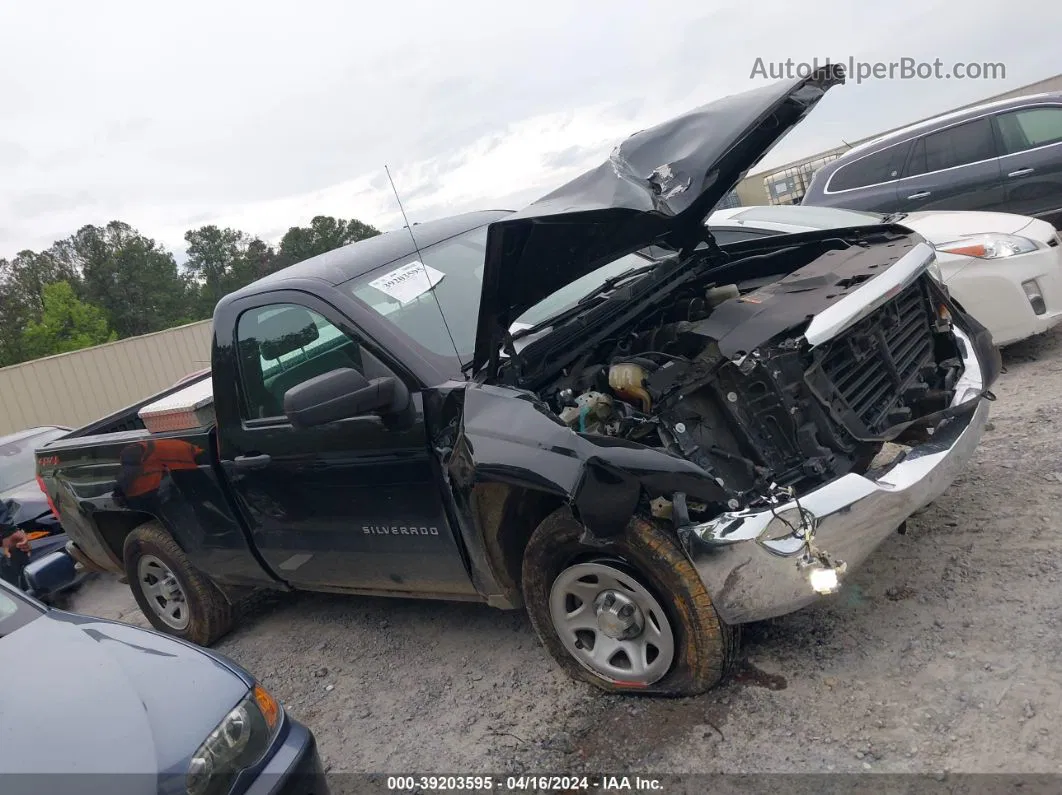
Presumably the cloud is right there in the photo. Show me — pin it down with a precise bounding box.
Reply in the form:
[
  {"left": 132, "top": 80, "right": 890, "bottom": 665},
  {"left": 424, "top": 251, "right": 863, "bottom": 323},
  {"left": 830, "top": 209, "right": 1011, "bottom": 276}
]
[
  {"left": 0, "top": 0, "right": 1054, "bottom": 259},
  {"left": 0, "top": 140, "right": 29, "bottom": 170},
  {"left": 8, "top": 191, "right": 97, "bottom": 221},
  {"left": 151, "top": 96, "right": 699, "bottom": 253}
]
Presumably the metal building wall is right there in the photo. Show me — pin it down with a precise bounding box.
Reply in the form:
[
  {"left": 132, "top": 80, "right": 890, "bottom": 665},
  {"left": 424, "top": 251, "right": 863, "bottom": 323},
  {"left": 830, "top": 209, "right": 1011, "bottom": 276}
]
[{"left": 0, "top": 320, "right": 212, "bottom": 436}]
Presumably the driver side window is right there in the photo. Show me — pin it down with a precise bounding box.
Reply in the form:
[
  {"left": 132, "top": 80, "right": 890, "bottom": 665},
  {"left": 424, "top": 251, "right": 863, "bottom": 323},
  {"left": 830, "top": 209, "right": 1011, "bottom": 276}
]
[{"left": 236, "top": 304, "right": 364, "bottom": 420}]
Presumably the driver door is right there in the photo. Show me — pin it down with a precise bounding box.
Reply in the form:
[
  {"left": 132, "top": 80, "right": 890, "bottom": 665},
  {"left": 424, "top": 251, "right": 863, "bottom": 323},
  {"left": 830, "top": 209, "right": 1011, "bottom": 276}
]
[{"left": 216, "top": 294, "right": 475, "bottom": 596}]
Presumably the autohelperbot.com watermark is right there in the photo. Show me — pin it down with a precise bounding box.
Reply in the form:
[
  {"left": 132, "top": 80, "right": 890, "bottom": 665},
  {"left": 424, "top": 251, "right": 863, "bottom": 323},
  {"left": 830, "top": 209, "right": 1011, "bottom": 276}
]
[{"left": 750, "top": 56, "right": 1006, "bottom": 84}]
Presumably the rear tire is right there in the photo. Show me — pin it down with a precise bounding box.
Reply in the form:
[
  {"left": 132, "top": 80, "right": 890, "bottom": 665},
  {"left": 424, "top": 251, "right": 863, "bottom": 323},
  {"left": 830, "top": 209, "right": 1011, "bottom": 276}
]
[
  {"left": 521, "top": 508, "right": 738, "bottom": 696},
  {"left": 123, "top": 521, "right": 233, "bottom": 646}
]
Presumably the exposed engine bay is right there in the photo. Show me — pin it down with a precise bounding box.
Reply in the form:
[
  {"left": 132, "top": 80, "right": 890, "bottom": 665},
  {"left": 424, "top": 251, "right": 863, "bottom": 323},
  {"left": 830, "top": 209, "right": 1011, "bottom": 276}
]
[{"left": 533, "top": 247, "right": 967, "bottom": 519}]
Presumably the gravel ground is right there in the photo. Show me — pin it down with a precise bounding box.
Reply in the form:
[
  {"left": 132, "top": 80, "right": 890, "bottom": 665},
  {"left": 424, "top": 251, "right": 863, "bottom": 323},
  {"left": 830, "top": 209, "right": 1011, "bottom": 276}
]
[{"left": 66, "top": 327, "right": 1062, "bottom": 785}]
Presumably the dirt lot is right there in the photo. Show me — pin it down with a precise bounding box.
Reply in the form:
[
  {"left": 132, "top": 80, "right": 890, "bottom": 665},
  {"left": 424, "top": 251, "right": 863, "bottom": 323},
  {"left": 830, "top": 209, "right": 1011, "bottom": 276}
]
[{"left": 67, "top": 327, "right": 1062, "bottom": 783}]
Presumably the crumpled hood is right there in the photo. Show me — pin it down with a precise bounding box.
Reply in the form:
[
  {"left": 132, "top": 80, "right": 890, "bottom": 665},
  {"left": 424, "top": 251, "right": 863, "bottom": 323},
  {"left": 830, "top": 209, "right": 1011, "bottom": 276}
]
[
  {"left": 472, "top": 64, "right": 846, "bottom": 374},
  {"left": 901, "top": 210, "right": 1039, "bottom": 243},
  {"left": 0, "top": 610, "right": 248, "bottom": 792}
]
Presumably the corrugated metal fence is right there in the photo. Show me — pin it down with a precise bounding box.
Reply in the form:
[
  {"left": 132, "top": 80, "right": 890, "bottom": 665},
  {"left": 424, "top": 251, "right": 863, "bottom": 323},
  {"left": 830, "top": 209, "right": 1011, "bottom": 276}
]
[{"left": 0, "top": 320, "right": 213, "bottom": 436}]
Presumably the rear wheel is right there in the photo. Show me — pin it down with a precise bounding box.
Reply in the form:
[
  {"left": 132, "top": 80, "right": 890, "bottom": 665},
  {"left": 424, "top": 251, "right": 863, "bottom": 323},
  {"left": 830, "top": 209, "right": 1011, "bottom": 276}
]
[
  {"left": 521, "top": 508, "right": 738, "bottom": 696},
  {"left": 123, "top": 522, "right": 233, "bottom": 646}
]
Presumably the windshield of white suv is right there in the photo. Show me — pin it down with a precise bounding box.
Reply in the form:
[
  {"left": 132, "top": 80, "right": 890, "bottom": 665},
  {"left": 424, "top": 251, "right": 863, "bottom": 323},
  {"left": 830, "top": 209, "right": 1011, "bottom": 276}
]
[{"left": 344, "top": 225, "right": 655, "bottom": 363}]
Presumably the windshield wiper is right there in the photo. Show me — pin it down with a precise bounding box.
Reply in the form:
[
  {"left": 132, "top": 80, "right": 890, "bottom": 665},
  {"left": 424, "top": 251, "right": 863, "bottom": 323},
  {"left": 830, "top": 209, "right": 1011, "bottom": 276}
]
[
  {"left": 510, "top": 263, "right": 658, "bottom": 342},
  {"left": 511, "top": 301, "right": 590, "bottom": 341},
  {"left": 576, "top": 263, "right": 657, "bottom": 305},
  {"left": 881, "top": 211, "right": 908, "bottom": 224}
]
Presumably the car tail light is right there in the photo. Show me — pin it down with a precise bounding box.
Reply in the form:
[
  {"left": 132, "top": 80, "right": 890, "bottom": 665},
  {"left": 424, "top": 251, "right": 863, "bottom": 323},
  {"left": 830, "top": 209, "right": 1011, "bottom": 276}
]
[{"left": 36, "top": 475, "right": 61, "bottom": 521}]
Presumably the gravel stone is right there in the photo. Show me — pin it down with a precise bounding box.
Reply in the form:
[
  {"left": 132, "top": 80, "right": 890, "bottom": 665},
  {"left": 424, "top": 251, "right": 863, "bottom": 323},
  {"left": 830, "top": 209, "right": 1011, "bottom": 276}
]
[{"left": 62, "top": 327, "right": 1062, "bottom": 777}]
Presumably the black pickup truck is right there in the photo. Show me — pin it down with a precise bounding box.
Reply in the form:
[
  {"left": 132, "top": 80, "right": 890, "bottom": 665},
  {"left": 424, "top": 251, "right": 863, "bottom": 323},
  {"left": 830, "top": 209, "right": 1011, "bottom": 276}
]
[{"left": 36, "top": 66, "right": 1000, "bottom": 695}]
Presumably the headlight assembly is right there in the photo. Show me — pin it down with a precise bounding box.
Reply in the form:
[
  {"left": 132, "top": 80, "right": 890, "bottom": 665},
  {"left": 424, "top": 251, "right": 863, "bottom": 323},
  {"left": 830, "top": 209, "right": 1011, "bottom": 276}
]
[
  {"left": 935, "top": 233, "right": 1040, "bottom": 259},
  {"left": 187, "top": 684, "right": 281, "bottom": 795}
]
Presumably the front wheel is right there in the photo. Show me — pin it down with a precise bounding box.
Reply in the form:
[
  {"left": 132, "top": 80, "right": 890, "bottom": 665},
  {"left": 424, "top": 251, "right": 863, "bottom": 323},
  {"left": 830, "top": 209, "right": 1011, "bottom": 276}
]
[
  {"left": 521, "top": 508, "right": 739, "bottom": 696},
  {"left": 123, "top": 521, "right": 233, "bottom": 646}
]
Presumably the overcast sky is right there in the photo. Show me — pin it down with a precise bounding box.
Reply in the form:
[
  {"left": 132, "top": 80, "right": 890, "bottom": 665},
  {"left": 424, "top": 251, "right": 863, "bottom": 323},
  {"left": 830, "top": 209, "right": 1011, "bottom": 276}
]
[{"left": 1, "top": 0, "right": 1058, "bottom": 259}]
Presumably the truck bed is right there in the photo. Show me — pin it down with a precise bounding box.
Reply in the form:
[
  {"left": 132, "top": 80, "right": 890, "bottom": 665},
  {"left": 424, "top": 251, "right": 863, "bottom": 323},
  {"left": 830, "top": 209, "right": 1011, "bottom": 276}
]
[
  {"left": 34, "top": 421, "right": 272, "bottom": 584},
  {"left": 58, "top": 373, "right": 212, "bottom": 440}
]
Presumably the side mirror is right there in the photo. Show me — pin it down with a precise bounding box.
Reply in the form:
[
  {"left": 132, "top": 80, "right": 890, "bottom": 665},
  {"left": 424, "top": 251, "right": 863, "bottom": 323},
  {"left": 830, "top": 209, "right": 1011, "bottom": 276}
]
[{"left": 283, "top": 368, "right": 408, "bottom": 428}]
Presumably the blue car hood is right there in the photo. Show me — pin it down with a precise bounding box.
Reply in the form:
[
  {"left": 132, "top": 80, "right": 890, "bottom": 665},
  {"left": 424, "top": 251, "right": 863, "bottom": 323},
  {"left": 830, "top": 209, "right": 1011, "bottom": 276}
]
[{"left": 0, "top": 611, "right": 248, "bottom": 793}]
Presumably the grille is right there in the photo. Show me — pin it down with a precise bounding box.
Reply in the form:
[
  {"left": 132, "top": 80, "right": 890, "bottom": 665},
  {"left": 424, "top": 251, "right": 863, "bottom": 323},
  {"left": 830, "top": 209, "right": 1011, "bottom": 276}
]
[{"left": 814, "top": 279, "right": 937, "bottom": 436}]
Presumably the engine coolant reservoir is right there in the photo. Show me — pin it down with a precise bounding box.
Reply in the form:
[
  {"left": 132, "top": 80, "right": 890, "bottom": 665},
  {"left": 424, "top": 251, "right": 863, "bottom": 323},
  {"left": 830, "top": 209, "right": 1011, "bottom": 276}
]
[
  {"left": 706, "top": 283, "right": 740, "bottom": 308},
  {"left": 608, "top": 362, "right": 651, "bottom": 411}
]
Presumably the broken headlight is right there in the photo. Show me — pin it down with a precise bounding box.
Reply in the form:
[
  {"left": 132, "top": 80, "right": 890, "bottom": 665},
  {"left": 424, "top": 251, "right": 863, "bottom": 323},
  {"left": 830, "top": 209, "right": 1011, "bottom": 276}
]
[{"left": 187, "top": 684, "right": 281, "bottom": 795}]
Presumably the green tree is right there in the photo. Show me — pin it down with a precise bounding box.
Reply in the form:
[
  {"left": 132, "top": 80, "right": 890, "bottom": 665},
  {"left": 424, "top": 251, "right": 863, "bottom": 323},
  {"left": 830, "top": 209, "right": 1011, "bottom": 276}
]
[
  {"left": 277, "top": 215, "right": 380, "bottom": 266},
  {"left": 183, "top": 225, "right": 241, "bottom": 302},
  {"left": 21, "top": 281, "right": 117, "bottom": 359},
  {"left": 184, "top": 226, "right": 280, "bottom": 316},
  {"left": 51, "top": 221, "right": 193, "bottom": 337},
  {"left": 0, "top": 251, "right": 82, "bottom": 366},
  {"left": 8, "top": 249, "right": 81, "bottom": 315},
  {"left": 230, "top": 237, "right": 282, "bottom": 286},
  {"left": 1, "top": 213, "right": 384, "bottom": 365},
  {"left": 0, "top": 259, "right": 29, "bottom": 367}
]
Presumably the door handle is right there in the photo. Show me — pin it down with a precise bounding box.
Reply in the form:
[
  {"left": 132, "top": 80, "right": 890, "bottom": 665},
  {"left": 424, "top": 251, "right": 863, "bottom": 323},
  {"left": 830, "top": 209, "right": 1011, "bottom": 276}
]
[
  {"left": 906, "top": 191, "right": 932, "bottom": 200},
  {"left": 1008, "top": 167, "right": 1034, "bottom": 178},
  {"left": 233, "top": 454, "right": 272, "bottom": 470}
]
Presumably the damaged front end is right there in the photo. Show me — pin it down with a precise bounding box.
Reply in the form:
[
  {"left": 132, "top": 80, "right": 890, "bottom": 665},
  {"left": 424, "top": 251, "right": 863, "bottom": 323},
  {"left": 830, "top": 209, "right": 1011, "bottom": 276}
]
[
  {"left": 680, "top": 321, "right": 995, "bottom": 624},
  {"left": 435, "top": 383, "right": 729, "bottom": 544},
  {"left": 441, "top": 63, "right": 998, "bottom": 622},
  {"left": 436, "top": 233, "right": 998, "bottom": 622}
]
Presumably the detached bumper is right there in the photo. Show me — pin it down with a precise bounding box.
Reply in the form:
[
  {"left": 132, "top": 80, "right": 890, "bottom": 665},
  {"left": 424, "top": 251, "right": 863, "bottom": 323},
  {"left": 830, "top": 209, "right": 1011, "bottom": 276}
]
[{"left": 684, "top": 326, "right": 996, "bottom": 625}]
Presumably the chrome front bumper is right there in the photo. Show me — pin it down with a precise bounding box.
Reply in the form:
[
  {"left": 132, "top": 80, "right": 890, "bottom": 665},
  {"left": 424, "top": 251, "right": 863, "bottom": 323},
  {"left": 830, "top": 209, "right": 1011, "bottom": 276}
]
[{"left": 683, "top": 326, "right": 992, "bottom": 624}]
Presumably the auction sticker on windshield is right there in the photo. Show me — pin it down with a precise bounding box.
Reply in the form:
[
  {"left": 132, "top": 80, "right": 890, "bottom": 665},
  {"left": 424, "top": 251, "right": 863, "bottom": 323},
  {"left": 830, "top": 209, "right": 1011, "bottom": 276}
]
[{"left": 369, "top": 261, "right": 446, "bottom": 304}]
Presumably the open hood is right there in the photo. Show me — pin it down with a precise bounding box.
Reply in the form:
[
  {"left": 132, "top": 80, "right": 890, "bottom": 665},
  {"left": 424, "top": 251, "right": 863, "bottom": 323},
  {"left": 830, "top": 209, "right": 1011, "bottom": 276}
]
[{"left": 472, "top": 64, "right": 845, "bottom": 375}]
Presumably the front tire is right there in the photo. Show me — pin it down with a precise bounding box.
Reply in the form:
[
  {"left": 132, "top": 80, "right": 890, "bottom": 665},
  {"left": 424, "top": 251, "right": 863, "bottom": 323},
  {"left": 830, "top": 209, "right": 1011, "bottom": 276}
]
[
  {"left": 123, "top": 521, "right": 233, "bottom": 646},
  {"left": 521, "top": 508, "right": 738, "bottom": 696}
]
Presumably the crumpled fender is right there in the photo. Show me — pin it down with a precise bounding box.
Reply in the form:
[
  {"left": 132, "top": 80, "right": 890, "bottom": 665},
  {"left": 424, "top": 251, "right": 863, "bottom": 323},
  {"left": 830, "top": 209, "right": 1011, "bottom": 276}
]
[{"left": 437, "top": 382, "right": 726, "bottom": 539}]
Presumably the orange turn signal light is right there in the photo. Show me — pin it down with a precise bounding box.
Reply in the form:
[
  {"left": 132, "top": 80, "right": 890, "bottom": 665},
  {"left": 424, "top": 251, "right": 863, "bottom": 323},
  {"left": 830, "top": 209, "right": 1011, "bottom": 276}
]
[
  {"left": 254, "top": 684, "right": 280, "bottom": 729},
  {"left": 938, "top": 243, "right": 987, "bottom": 258}
]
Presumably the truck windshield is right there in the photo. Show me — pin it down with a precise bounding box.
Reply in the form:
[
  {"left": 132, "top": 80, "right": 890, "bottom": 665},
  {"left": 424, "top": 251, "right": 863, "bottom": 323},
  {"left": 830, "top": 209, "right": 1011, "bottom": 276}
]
[{"left": 344, "top": 225, "right": 653, "bottom": 362}]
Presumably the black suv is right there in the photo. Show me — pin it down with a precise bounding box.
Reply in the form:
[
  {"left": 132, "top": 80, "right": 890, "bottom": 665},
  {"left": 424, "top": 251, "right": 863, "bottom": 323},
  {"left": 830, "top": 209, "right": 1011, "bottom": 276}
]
[{"left": 802, "top": 92, "right": 1062, "bottom": 227}]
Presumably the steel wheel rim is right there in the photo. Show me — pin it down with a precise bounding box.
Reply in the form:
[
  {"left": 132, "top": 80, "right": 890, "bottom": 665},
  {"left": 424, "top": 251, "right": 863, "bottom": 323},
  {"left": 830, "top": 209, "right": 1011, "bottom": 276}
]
[
  {"left": 549, "top": 561, "right": 675, "bottom": 686},
  {"left": 137, "top": 554, "right": 190, "bottom": 631}
]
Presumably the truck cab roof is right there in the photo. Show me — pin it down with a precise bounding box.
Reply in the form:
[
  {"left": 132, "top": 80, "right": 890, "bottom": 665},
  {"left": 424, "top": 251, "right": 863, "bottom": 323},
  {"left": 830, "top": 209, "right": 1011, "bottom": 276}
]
[{"left": 224, "top": 210, "right": 513, "bottom": 297}]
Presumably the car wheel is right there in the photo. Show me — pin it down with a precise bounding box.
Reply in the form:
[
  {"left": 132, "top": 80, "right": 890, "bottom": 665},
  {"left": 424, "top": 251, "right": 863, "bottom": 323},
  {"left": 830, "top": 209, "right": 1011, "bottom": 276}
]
[
  {"left": 521, "top": 507, "right": 738, "bottom": 696},
  {"left": 123, "top": 521, "right": 233, "bottom": 646}
]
